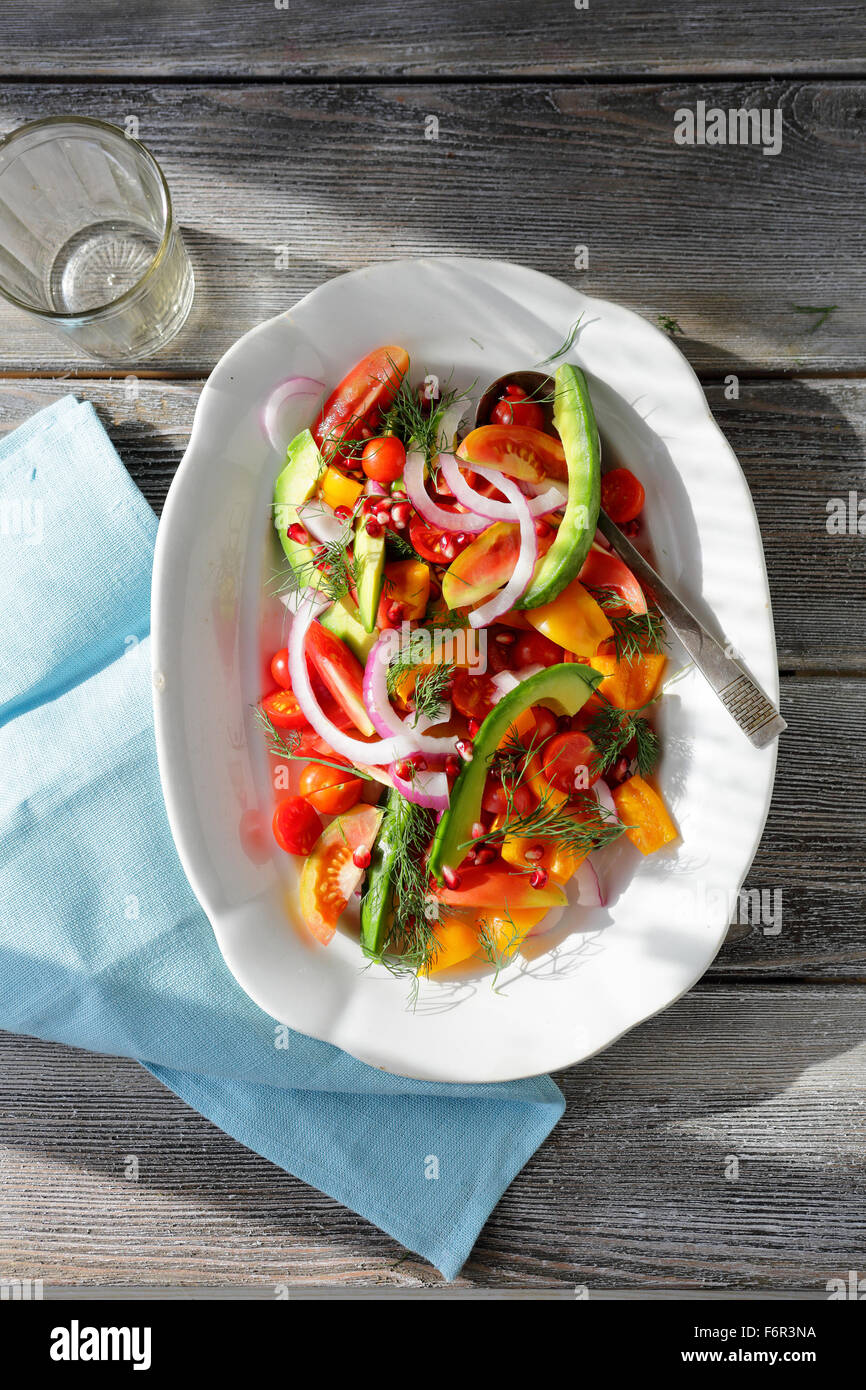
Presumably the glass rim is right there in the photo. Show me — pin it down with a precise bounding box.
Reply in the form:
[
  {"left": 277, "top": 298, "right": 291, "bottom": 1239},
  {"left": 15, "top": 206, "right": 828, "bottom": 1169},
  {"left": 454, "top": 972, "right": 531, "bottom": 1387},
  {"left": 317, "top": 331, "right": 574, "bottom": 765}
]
[{"left": 0, "top": 115, "right": 176, "bottom": 322}]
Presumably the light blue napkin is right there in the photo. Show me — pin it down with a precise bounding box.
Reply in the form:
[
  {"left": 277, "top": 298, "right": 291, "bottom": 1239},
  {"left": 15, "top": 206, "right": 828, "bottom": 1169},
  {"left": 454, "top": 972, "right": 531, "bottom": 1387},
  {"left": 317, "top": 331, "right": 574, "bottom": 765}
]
[{"left": 0, "top": 396, "right": 564, "bottom": 1280}]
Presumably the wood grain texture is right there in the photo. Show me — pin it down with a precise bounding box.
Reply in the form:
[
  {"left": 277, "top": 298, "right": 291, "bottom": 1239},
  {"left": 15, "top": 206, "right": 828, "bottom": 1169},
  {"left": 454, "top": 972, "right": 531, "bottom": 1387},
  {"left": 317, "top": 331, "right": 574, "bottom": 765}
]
[
  {"left": 2, "top": 987, "right": 864, "bottom": 1289},
  {"left": 0, "top": 81, "right": 863, "bottom": 372},
  {"left": 2, "top": 1, "right": 865, "bottom": 78},
  {"left": 1, "top": 375, "right": 863, "bottom": 669}
]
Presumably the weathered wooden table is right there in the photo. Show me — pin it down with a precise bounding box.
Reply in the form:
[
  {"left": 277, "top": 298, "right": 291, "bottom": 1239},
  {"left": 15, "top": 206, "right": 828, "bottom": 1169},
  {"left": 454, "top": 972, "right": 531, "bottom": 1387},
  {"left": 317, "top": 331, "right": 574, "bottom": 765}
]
[{"left": 1, "top": 3, "right": 865, "bottom": 1291}]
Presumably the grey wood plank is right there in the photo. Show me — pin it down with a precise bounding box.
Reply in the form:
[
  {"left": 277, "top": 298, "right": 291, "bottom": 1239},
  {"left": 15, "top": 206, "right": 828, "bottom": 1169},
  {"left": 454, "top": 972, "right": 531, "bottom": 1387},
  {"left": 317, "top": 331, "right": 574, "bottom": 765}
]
[
  {"left": 0, "top": 81, "right": 862, "bottom": 373},
  {"left": 1, "top": 986, "right": 864, "bottom": 1288},
  {"left": 2, "top": 1, "right": 865, "bottom": 78},
  {"left": 0, "top": 375, "right": 862, "bottom": 671}
]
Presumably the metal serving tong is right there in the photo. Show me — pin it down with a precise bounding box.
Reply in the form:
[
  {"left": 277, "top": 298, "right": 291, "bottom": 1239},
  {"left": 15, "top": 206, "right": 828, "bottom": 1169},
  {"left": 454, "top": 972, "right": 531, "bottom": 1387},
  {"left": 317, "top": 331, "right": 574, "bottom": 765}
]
[{"left": 473, "top": 372, "right": 787, "bottom": 750}]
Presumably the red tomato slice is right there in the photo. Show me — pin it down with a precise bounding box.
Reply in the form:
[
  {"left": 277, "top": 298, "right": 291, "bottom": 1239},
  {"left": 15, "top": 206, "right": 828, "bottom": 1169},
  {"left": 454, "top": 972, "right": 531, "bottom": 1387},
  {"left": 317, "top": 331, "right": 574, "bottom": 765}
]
[
  {"left": 305, "top": 620, "right": 375, "bottom": 737},
  {"left": 313, "top": 346, "right": 409, "bottom": 461},
  {"left": 601, "top": 468, "right": 645, "bottom": 524},
  {"left": 541, "top": 731, "right": 600, "bottom": 793},
  {"left": 261, "top": 687, "right": 309, "bottom": 730},
  {"left": 408, "top": 502, "right": 476, "bottom": 564},
  {"left": 579, "top": 545, "right": 646, "bottom": 615},
  {"left": 451, "top": 671, "right": 497, "bottom": 721},
  {"left": 272, "top": 796, "right": 323, "bottom": 856}
]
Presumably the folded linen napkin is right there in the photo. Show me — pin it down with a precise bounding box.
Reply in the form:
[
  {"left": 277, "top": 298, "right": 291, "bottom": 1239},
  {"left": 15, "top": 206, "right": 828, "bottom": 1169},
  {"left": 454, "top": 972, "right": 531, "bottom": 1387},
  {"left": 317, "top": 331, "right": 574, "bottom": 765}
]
[{"left": 0, "top": 396, "right": 564, "bottom": 1280}]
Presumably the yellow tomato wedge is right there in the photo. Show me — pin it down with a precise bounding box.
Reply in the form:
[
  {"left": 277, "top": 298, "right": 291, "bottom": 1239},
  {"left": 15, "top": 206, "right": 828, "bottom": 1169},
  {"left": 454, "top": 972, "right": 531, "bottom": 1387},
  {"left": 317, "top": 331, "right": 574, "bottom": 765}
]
[
  {"left": 320, "top": 465, "right": 363, "bottom": 512},
  {"left": 612, "top": 774, "right": 678, "bottom": 855},
  {"left": 525, "top": 577, "right": 613, "bottom": 659}
]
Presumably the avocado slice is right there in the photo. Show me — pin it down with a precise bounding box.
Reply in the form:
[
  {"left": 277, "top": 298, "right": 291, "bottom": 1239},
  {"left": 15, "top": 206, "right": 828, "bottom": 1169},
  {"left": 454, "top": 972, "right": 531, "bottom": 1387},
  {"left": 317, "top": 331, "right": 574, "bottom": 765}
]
[
  {"left": 273, "top": 429, "right": 327, "bottom": 589},
  {"left": 320, "top": 594, "right": 378, "bottom": 665},
  {"left": 517, "top": 363, "right": 600, "bottom": 609},
  {"left": 360, "top": 790, "right": 415, "bottom": 957},
  {"left": 428, "top": 663, "right": 601, "bottom": 880},
  {"left": 353, "top": 517, "right": 386, "bottom": 633}
]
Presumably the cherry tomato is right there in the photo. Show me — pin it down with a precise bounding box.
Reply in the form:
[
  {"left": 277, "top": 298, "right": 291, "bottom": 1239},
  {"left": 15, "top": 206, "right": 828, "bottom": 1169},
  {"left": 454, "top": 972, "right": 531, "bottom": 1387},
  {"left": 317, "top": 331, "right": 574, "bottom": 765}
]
[
  {"left": 361, "top": 435, "right": 407, "bottom": 485},
  {"left": 451, "top": 671, "right": 497, "bottom": 722},
  {"left": 490, "top": 384, "right": 545, "bottom": 431},
  {"left": 270, "top": 647, "right": 291, "bottom": 690},
  {"left": 298, "top": 761, "right": 363, "bottom": 815},
  {"left": 313, "top": 346, "right": 409, "bottom": 462},
  {"left": 409, "top": 503, "right": 475, "bottom": 564},
  {"left": 261, "top": 687, "right": 310, "bottom": 731},
  {"left": 541, "top": 731, "right": 600, "bottom": 794},
  {"left": 601, "top": 468, "right": 646, "bottom": 524},
  {"left": 510, "top": 630, "right": 565, "bottom": 669},
  {"left": 530, "top": 706, "right": 558, "bottom": 745},
  {"left": 272, "top": 796, "right": 323, "bottom": 855},
  {"left": 482, "top": 775, "right": 536, "bottom": 818}
]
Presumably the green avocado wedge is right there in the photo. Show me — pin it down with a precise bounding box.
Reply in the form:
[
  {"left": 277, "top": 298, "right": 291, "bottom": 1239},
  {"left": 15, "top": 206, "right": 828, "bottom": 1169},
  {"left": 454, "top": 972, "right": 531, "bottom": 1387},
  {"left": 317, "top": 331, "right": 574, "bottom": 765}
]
[
  {"left": 360, "top": 790, "right": 415, "bottom": 957},
  {"left": 320, "top": 594, "right": 378, "bottom": 664},
  {"left": 353, "top": 517, "right": 386, "bottom": 633},
  {"left": 516, "top": 363, "right": 600, "bottom": 609},
  {"left": 273, "top": 429, "right": 327, "bottom": 590},
  {"left": 427, "top": 662, "right": 602, "bottom": 880}
]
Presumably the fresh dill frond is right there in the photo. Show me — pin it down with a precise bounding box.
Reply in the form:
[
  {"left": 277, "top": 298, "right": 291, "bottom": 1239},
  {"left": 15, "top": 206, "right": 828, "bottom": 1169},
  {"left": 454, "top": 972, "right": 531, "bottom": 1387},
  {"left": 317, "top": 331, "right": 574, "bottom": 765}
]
[
  {"left": 274, "top": 519, "right": 356, "bottom": 605},
  {"left": 470, "top": 787, "right": 624, "bottom": 860},
  {"left": 657, "top": 315, "right": 683, "bottom": 336},
  {"left": 584, "top": 698, "right": 661, "bottom": 779},
  {"left": 411, "top": 663, "right": 455, "bottom": 725},
  {"left": 792, "top": 304, "right": 837, "bottom": 332},
  {"left": 372, "top": 799, "right": 442, "bottom": 988},
  {"left": 382, "top": 363, "right": 472, "bottom": 463},
  {"left": 538, "top": 315, "right": 584, "bottom": 365},
  {"left": 253, "top": 707, "right": 375, "bottom": 781},
  {"left": 384, "top": 527, "right": 423, "bottom": 561},
  {"left": 477, "top": 909, "right": 525, "bottom": 990},
  {"left": 587, "top": 587, "right": 667, "bottom": 664}
]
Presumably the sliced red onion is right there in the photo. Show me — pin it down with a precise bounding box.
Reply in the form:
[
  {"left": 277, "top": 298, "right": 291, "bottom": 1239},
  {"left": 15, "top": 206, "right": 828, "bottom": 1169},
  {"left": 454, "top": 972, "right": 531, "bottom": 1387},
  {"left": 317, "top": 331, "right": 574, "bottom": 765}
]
[
  {"left": 593, "top": 778, "right": 620, "bottom": 822},
  {"left": 489, "top": 665, "right": 544, "bottom": 704},
  {"left": 575, "top": 859, "right": 606, "bottom": 908},
  {"left": 262, "top": 377, "right": 324, "bottom": 453},
  {"left": 296, "top": 498, "right": 346, "bottom": 545},
  {"left": 388, "top": 760, "right": 450, "bottom": 810},
  {"left": 467, "top": 466, "right": 537, "bottom": 628},
  {"left": 403, "top": 450, "right": 488, "bottom": 533},
  {"left": 362, "top": 636, "right": 458, "bottom": 756},
  {"left": 440, "top": 453, "right": 567, "bottom": 521},
  {"left": 288, "top": 595, "right": 418, "bottom": 764}
]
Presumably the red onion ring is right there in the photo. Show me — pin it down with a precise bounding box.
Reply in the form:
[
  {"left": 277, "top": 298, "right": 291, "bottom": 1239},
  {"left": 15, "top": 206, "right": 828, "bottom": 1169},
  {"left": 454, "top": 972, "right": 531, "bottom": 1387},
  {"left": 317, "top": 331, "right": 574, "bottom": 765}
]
[
  {"left": 403, "top": 451, "right": 488, "bottom": 533},
  {"left": 466, "top": 466, "right": 537, "bottom": 628},
  {"left": 388, "top": 759, "right": 450, "bottom": 810},
  {"left": 362, "top": 635, "right": 458, "bottom": 756},
  {"left": 440, "top": 453, "right": 567, "bottom": 521},
  {"left": 262, "top": 377, "right": 324, "bottom": 453}
]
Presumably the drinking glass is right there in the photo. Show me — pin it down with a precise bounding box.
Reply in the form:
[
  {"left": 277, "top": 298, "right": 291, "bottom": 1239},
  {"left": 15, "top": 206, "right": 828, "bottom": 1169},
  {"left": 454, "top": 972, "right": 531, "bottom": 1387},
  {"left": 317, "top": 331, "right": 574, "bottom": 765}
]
[{"left": 0, "top": 116, "right": 194, "bottom": 362}]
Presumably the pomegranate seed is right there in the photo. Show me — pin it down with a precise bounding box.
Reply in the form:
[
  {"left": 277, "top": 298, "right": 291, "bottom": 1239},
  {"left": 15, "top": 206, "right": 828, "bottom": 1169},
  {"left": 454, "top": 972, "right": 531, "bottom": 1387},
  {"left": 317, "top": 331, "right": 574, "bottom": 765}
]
[
  {"left": 365, "top": 517, "right": 383, "bottom": 538},
  {"left": 494, "top": 631, "right": 516, "bottom": 645},
  {"left": 334, "top": 506, "right": 352, "bottom": 522},
  {"left": 470, "top": 821, "right": 486, "bottom": 840},
  {"left": 359, "top": 425, "right": 373, "bottom": 439},
  {"left": 391, "top": 501, "right": 411, "bottom": 528},
  {"left": 445, "top": 755, "right": 461, "bottom": 779},
  {"left": 467, "top": 717, "right": 482, "bottom": 738},
  {"left": 453, "top": 532, "right": 468, "bottom": 547},
  {"left": 391, "top": 488, "right": 408, "bottom": 502},
  {"left": 475, "top": 846, "right": 497, "bottom": 866},
  {"left": 410, "top": 753, "right": 428, "bottom": 771},
  {"left": 455, "top": 738, "right": 474, "bottom": 761},
  {"left": 530, "top": 867, "right": 549, "bottom": 889},
  {"left": 524, "top": 844, "right": 545, "bottom": 863},
  {"left": 352, "top": 847, "right": 371, "bottom": 869},
  {"left": 442, "top": 865, "right": 462, "bottom": 890},
  {"left": 534, "top": 518, "right": 551, "bottom": 539},
  {"left": 288, "top": 522, "right": 308, "bottom": 544},
  {"left": 386, "top": 600, "right": 404, "bottom": 623},
  {"left": 375, "top": 506, "right": 392, "bottom": 525},
  {"left": 394, "top": 759, "right": 412, "bottom": 781}
]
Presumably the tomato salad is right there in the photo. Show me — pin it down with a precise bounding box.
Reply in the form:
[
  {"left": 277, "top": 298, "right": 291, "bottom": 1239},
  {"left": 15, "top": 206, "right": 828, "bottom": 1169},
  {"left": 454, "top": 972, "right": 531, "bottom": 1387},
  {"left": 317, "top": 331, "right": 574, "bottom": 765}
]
[{"left": 258, "top": 347, "right": 678, "bottom": 982}]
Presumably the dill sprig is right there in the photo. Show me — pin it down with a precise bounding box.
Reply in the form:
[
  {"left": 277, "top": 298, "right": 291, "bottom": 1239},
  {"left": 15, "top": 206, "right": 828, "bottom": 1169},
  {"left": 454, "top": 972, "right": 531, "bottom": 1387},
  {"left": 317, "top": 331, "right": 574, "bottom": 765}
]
[
  {"left": 382, "top": 365, "right": 471, "bottom": 463},
  {"left": 411, "top": 663, "right": 455, "bottom": 725},
  {"left": 537, "top": 315, "right": 584, "bottom": 365},
  {"left": 274, "top": 520, "right": 356, "bottom": 605},
  {"left": 584, "top": 697, "right": 661, "bottom": 779},
  {"left": 477, "top": 908, "right": 526, "bottom": 990},
  {"left": 469, "top": 786, "right": 624, "bottom": 861},
  {"left": 587, "top": 587, "right": 667, "bottom": 664},
  {"left": 253, "top": 707, "right": 375, "bottom": 782},
  {"left": 373, "top": 800, "right": 442, "bottom": 988}
]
